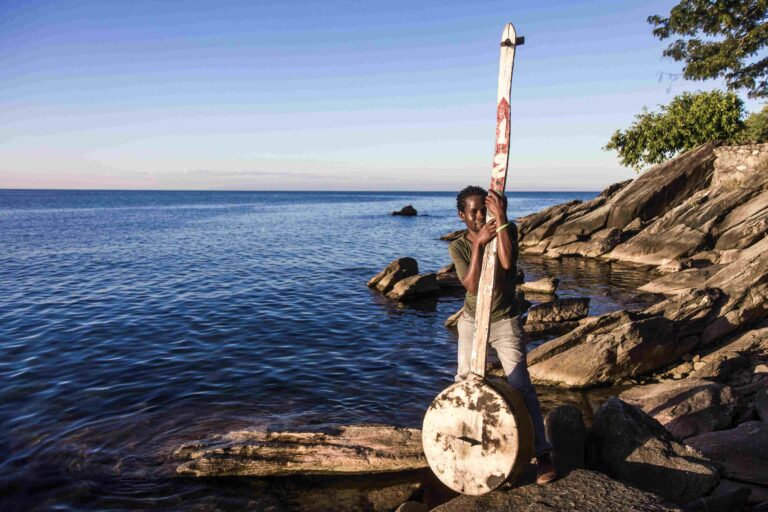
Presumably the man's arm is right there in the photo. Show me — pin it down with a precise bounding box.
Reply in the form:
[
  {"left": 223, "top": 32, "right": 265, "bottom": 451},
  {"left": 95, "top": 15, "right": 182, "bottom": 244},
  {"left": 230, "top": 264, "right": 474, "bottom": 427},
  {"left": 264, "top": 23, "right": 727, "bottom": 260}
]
[{"left": 486, "top": 191, "right": 516, "bottom": 270}]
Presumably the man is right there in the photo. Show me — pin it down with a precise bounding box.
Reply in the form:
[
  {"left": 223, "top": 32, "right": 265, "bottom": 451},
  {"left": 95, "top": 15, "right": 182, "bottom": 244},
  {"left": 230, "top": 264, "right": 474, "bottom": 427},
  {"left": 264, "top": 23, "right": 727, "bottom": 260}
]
[{"left": 448, "top": 185, "right": 557, "bottom": 485}]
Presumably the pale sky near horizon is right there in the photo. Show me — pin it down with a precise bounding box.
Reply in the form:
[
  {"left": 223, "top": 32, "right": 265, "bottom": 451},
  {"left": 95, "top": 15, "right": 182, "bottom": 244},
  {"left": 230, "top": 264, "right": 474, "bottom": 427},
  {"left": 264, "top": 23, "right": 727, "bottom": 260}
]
[{"left": 1, "top": 0, "right": 763, "bottom": 192}]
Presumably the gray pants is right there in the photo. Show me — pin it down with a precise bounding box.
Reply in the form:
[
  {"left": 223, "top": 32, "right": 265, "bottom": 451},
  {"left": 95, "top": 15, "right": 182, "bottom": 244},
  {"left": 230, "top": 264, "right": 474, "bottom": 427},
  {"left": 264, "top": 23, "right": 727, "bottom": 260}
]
[{"left": 457, "top": 313, "right": 552, "bottom": 457}]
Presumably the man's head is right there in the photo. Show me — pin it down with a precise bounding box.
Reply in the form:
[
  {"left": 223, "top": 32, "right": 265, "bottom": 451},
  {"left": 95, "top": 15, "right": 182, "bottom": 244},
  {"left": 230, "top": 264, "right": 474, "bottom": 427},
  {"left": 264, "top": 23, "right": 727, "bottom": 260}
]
[{"left": 456, "top": 185, "right": 488, "bottom": 233}]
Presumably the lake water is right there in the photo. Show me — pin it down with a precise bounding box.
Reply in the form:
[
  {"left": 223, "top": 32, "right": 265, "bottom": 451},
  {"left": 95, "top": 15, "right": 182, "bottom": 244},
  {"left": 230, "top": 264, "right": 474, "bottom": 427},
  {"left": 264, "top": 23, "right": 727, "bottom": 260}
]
[{"left": 0, "top": 190, "right": 661, "bottom": 511}]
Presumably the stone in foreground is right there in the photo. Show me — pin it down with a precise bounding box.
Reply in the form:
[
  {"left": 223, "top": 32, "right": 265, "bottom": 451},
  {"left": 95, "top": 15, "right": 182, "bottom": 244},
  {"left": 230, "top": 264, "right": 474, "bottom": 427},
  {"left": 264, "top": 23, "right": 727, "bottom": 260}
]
[
  {"left": 587, "top": 397, "right": 719, "bottom": 504},
  {"left": 619, "top": 378, "right": 737, "bottom": 439},
  {"left": 432, "top": 469, "right": 683, "bottom": 512},
  {"left": 175, "top": 424, "right": 427, "bottom": 477}
]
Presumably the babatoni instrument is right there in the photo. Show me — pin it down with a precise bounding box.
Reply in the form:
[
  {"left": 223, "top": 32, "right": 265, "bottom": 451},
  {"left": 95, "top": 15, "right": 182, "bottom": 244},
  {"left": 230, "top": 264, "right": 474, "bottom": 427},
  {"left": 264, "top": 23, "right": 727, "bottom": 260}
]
[{"left": 421, "top": 23, "right": 534, "bottom": 496}]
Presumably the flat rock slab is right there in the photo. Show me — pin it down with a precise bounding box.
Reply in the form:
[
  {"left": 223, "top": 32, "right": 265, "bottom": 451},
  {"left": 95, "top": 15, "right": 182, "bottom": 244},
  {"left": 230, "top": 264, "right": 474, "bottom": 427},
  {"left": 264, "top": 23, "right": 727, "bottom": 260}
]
[
  {"left": 639, "top": 266, "right": 725, "bottom": 296},
  {"left": 175, "top": 424, "right": 428, "bottom": 477},
  {"left": 432, "top": 469, "right": 683, "bottom": 512}
]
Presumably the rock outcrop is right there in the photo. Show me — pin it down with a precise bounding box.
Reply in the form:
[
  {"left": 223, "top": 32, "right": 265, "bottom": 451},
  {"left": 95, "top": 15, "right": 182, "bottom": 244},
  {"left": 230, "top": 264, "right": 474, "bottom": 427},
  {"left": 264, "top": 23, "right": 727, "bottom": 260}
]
[
  {"left": 586, "top": 397, "right": 719, "bottom": 504},
  {"left": 528, "top": 244, "right": 768, "bottom": 387},
  {"left": 517, "top": 143, "right": 768, "bottom": 269},
  {"left": 175, "top": 424, "right": 427, "bottom": 477}
]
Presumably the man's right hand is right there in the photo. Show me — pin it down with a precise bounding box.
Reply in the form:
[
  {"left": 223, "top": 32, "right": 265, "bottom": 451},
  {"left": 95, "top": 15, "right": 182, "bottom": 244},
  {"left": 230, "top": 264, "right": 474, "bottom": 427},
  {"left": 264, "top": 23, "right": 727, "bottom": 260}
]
[{"left": 473, "top": 219, "right": 497, "bottom": 247}]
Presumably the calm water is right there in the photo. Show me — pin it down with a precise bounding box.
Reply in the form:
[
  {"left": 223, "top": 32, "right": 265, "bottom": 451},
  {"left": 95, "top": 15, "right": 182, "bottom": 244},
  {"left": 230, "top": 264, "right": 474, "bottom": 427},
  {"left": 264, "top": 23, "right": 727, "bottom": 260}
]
[{"left": 0, "top": 190, "right": 661, "bottom": 511}]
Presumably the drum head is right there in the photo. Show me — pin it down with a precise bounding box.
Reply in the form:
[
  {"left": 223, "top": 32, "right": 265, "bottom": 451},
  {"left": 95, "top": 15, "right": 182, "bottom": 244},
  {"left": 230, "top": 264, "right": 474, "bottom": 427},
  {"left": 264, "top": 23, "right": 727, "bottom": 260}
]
[{"left": 422, "top": 379, "right": 533, "bottom": 495}]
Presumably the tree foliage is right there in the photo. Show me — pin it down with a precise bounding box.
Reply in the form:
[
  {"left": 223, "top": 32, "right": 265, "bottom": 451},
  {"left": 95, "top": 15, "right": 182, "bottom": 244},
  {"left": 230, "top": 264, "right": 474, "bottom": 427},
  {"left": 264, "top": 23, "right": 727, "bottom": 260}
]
[
  {"left": 604, "top": 90, "right": 745, "bottom": 170},
  {"left": 648, "top": 0, "right": 768, "bottom": 99},
  {"left": 740, "top": 104, "right": 768, "bottom": 141}
]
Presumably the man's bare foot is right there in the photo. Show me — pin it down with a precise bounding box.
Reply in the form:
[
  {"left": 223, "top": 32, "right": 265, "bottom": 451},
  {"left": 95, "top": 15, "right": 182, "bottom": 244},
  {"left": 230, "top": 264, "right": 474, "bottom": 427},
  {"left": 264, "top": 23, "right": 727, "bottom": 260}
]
[{"left": 535, "top": 453, "right": 558, "bottom": 485}]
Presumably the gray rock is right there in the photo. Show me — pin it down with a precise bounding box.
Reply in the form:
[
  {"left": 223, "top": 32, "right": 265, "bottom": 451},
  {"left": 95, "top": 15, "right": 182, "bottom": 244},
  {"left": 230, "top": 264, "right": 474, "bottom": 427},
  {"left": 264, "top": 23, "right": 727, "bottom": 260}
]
[
  {"left": 368, "top": 258, "right": 418, "bottom": 293},
  {"left": 685, "top": 421, "right": 768, "bottom": 486},
  {"left": 392, "top": 205, "right": 417, "bottom": 216},
  {"left": 702, "top": 251, "right": 768, "bottom": 346},
  {"left": 619, "top": 378, "right": 737, "bottom": 439},
  {"left": 386, "top": 273, "right": 439, "bottom": 301},
  {"left": 586, "top": 397, "right": 719, "bottom": 504},
  {"left": 545, "top": 405, "right": 586, "bottom": 472},
  {"left": 639, "top": 266, "right": 725, "bottom": 296},
  {"left": 529, "top": 289, "right": 721, "bottom": 388},
  {"left": 175, "top": 424, "right": 428, "bottom": 477},
  {"left": 606, "top": 143, "right": 717, "bottom": 230},
  {"left": 547, "top": 227, "right": 623, "bottom": 258},
  {"left": 527, "top": 297, "right": 590, "bottom": 324},
  {"left": 432, "top": 469, "right": 683, "bottom": 512},
  {"left": 689, "top": 352, "right": 750, "bottom": 382}
]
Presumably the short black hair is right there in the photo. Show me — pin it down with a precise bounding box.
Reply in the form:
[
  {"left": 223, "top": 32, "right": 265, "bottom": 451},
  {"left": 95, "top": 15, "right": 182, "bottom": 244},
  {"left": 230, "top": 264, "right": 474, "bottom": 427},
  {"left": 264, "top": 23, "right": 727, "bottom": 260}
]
[{"left": 456, "top": 185, "right": 487, "bottom": 212}]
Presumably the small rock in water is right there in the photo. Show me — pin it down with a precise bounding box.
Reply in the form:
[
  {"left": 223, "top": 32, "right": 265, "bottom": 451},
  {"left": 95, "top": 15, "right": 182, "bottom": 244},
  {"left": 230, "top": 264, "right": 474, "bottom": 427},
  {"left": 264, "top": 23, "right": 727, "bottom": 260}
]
[
  {"left": 520, "top": 277, "right": 559, "bottom": 294},
  {"left": 368, "top": 257, "right": 418, "bottom": 293},
  {"left": 392, "top": 205, "right": 417, "bottom": 216}
]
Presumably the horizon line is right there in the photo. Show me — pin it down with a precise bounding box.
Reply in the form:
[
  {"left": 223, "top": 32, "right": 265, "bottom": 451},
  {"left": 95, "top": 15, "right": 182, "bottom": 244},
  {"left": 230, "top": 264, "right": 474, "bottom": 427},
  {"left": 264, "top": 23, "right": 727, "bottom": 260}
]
[{"left": 0, "top": 187, "right": 602, "bottom": 193}]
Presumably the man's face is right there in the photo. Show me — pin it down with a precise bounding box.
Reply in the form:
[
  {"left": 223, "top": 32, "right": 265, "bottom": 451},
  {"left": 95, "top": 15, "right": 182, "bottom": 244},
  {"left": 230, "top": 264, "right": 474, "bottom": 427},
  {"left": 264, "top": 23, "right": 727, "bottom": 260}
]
[{"left": 459, "top": 194, "right": 487, "bottom": 233}]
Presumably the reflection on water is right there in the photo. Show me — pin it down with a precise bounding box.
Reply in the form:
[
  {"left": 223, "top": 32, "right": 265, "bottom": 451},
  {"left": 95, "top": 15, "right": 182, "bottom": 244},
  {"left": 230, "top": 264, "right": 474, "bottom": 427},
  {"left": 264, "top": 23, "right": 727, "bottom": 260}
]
[{"left": 0, "top": 190, "right": 663, "bottom": 511}]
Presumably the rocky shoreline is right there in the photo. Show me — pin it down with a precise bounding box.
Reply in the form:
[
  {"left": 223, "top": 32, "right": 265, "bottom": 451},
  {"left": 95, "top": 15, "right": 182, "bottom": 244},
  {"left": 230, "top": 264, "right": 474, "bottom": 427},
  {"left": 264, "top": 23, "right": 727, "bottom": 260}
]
[{"left": 175, "top": 143, "right": 768, "bottom": 511}]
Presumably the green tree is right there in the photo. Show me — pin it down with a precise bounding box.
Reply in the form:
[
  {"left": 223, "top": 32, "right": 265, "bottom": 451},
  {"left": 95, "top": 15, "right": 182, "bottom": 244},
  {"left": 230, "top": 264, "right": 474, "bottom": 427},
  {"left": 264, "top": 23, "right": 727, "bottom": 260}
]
[
  {"left": 604, "top": 90, "right": 745, "bottom": 170},
  {"left": 741, "top": 104, "right": 768, "bottom": 141},
  {"left": 649, "top": 0, "right": 768, "bottom": 99}
]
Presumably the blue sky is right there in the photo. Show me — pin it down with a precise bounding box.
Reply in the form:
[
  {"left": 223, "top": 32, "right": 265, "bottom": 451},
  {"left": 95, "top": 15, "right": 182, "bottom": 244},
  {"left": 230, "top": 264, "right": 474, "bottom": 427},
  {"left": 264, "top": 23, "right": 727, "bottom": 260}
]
[{"left": 1, "top": 0, "right": 762, "bottom": 191}]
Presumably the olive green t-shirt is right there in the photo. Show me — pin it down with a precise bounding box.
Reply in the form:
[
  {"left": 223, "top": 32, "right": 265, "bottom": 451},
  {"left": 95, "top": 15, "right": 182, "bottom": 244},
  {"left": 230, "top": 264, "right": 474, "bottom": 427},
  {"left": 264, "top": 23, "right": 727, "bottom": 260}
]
[{"left": 448, "top": 226, "right": 518, "bottom": 322}]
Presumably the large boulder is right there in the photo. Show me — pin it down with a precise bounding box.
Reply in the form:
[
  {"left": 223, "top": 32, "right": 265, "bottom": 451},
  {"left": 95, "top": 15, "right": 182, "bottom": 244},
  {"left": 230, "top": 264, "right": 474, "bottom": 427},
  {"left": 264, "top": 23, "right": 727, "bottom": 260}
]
[
  {"left": 606, "top": 143, "right": 717, "bottom": 230},
  {"left": 685, "top": 421, "right": 768, "bottom": 486},
  {"left": 619, "top": 378, "right": 738, "bottom": 439},
  {"left": 545, "top": 405, "right": 586, "bottom": 473},
  {"left": 368, "top": 258, "right": 418, "bottom": 293},
  {"left": 432, "top": 469, "right": 683, "bottom": 512},
  {"left": 175, "top": 424, "right": 428, "bottom": 477},
  {"left": 586, "top": 397, "right": 720, "bottom": 504},
  {"left": 527, "top": 298, "right": 590, "bottom": 324}
]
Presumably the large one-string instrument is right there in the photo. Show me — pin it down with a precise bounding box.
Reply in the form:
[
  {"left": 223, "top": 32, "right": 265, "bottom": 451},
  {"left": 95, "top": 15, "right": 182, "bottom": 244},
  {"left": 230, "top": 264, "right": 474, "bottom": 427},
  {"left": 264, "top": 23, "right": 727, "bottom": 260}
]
[{"left": 422, "top": 23, "right": 534, "bottom": 496}]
